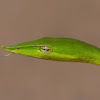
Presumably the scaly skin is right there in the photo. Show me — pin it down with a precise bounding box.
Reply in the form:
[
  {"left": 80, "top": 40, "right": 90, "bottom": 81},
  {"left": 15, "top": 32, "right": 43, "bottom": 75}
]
[{"left": 1, "top": 37, "right": 100, "bottom": 65}]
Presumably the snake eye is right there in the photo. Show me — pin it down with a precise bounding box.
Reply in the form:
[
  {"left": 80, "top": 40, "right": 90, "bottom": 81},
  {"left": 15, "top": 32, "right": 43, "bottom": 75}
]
[{"left": 40, "top": 46, "right": 52, "bottom": 54}]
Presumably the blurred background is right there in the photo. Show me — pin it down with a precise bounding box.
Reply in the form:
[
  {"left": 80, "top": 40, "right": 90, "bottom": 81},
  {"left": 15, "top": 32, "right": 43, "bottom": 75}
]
[{"left": 0, "top": 0, "right": 100, "bottom": 100}]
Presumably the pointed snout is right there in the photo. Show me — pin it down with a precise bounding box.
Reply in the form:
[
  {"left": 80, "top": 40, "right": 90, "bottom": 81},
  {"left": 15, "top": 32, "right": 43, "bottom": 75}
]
[
  {"left": 1, "top": 45, "right": 15, "bottom": 51},
  {"left": 1, "top": 45, "right": 7, "bottom": 49}
]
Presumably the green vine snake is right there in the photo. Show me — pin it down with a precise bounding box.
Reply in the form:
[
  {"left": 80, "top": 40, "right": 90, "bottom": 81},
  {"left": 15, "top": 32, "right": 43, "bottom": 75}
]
[{"left": 1, "top": 37, "right": 100, "bottom": 66}]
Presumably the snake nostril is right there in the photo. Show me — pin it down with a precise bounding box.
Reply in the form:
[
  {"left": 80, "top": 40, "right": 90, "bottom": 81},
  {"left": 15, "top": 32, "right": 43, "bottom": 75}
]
[{"left": 17, "top": 48, "right": 20, "bottom": 50}]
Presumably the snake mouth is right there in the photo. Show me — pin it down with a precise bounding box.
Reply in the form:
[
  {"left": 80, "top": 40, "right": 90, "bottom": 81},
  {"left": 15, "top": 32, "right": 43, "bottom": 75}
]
[{"left": 0, "top": 46, "right": 15, "bottom": 57}]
